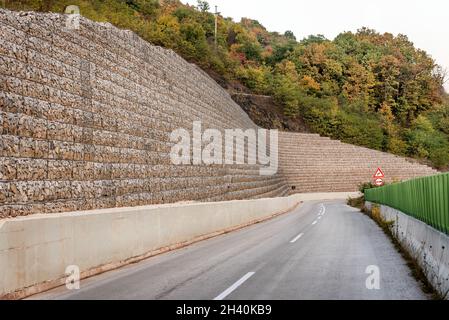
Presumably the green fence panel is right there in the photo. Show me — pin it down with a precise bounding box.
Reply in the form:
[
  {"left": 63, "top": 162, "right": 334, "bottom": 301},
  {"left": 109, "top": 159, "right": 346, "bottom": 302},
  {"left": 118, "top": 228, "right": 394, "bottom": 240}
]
[{"left": 365, "top": 172, "right": 449, "bottom": 235}]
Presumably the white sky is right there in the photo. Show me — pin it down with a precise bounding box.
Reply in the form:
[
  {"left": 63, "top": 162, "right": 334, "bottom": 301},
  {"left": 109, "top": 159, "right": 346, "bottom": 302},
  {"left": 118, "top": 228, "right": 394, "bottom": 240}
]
[{"left": 182, "top": 0, "right": 449, "bottom": 92}]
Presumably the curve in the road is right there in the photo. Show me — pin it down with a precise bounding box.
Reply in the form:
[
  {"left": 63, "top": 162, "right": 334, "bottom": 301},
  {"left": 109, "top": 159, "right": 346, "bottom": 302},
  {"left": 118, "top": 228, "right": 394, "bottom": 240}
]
[{"left": 29, "top": 200, "right": 429, "bottom": 300}]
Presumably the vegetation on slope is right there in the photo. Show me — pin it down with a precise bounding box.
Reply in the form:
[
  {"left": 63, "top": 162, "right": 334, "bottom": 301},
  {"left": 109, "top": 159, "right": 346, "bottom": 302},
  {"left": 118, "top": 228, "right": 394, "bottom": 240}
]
[{"left": 3, "top": 0, "right": 449, "bottom": 169}]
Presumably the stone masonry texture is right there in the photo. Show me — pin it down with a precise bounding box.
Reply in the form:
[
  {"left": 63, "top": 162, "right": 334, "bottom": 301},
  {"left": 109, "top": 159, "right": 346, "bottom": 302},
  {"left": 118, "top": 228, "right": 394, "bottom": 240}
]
[
  {"left": 278, "top": 132, "right": 437, "bottom": 193},
  {"left": 0, "top": 9, "right": 289, "bottom": 218},
  {"left": 0, "top": 10, "right": 437, "bottom": 218}
]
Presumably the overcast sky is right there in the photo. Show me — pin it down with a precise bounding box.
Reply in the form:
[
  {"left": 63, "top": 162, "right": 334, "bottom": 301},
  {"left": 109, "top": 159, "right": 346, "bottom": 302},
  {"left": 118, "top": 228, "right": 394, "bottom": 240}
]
[{"left": 182, "top": 0, "right": 449, "bottom": 91}]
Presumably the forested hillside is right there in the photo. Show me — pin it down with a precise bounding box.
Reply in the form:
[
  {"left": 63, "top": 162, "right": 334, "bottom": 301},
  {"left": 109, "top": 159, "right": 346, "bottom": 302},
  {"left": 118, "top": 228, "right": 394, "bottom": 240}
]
[{"left": 3, "top": 0, "right": 449, "bottom": 169}]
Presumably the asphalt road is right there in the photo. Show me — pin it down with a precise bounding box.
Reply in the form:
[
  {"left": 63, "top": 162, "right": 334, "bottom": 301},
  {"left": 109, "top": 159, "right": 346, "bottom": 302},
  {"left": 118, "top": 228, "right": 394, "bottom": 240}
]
[{"left": 30, "top": 200, "right": 429, "bottom": 300}]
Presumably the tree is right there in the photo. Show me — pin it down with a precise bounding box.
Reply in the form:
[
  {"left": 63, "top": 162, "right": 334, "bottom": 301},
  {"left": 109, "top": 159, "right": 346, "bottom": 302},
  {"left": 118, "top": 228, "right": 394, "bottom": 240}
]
[
  {"left": 179, "top": 21, "right": 209, "bottom": 61},
  {"left": 300, "top": 34, "right": 327, "bottom": 45},
  {"left": 197, "top": 0, "right": 210, "bottom": 12},
  {"left": 150, "top": 14, "right": 181, "bottom": 48},
  {"left": 284, "top": 30, "right": 296, "bottom": 41}
]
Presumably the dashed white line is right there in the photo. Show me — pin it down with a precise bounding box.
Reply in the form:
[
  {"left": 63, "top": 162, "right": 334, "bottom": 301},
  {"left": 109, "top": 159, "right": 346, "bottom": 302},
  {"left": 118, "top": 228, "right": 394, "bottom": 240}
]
[
  {"left": 214, "top": 272, "right": 255, "bottom": 300},
  {"left": 290, "top": 233, "right": 304, "bottom": 243},
  {"left": 312, "top": 220, "right": 318, "bottom": 225},
  {"left": 318, "top": 204, "right": 326, "bottom": 216}
]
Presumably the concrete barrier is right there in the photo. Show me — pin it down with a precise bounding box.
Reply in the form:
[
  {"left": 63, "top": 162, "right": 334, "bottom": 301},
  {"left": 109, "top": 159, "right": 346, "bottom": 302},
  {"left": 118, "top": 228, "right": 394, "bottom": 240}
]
[
  {"left": 365, "top": 201, "right": 449, "bottom": 299},
  {"left": 0, "top": 192, "right": 359, "bottom": 299}
]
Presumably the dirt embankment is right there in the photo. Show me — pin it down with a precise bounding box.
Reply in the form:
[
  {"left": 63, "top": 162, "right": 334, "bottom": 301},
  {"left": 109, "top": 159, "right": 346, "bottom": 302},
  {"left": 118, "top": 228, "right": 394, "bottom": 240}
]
[
  {"left": 206, "top": 69, "right": 307, "bottom": 132},
  {"left": 230, "top": 93, "right": 307, "bottom": 132}
]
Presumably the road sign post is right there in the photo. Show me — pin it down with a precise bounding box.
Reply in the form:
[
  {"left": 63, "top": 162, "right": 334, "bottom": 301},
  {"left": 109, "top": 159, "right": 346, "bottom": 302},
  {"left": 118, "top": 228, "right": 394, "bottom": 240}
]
[
  {"left": 373, "top": 168, "right": 385, "bottom": 186},
  {"left": 374, "top": 178, "right": 384, "bottom": 186}
]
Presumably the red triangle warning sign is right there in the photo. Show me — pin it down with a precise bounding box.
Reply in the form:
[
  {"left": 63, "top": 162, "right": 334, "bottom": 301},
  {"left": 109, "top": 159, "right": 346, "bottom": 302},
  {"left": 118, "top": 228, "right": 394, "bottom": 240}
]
[{"left": 373, "top": 168, "right": 385, "bottom": 178}]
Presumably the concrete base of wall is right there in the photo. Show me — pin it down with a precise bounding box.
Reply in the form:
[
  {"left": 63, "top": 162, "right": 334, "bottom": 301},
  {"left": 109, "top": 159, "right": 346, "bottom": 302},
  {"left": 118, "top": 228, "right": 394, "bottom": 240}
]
[
  {"left": 365, "top": 202, "right": 449, "bottom": 299},
  {"left": 0, "top": 192, "right": 359, "bottom": 299}
]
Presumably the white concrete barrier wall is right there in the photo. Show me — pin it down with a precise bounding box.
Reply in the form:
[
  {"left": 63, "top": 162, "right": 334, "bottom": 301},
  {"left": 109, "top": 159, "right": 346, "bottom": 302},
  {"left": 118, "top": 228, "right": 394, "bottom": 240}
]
[
  {"left": 365, "top": 201, "right": 449, "bottom": 299},
  {"left": 0, "top": 192, "right": 359, "bottom": 299}
]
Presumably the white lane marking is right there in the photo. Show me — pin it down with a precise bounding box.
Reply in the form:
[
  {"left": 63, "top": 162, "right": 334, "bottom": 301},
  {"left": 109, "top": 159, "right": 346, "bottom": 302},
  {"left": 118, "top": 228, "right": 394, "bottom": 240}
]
[
  {"left": 214, "top": 272, "right": 255, "bottom": 300},
  {"left": 312, "top": 220, "right": 318, "bottom": 225},
  {"left": 318, "top": 216, "right": 322, "bottom": 220},
  {"left": 290, "top": 233, "right": 304, "bottom": 243},
  {"left": 318, "top": 204, "right": 325, "bottom": 216}
]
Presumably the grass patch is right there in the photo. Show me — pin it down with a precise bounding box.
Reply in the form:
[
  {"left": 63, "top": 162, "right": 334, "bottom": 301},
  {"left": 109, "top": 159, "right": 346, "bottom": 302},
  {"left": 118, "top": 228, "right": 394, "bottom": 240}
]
[{"left": 347, "top": 196, "right": 365, "bottom": 210}]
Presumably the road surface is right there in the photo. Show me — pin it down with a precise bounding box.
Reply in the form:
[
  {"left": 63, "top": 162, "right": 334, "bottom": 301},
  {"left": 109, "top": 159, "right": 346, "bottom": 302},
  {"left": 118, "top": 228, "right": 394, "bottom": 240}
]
[{"left": 29, "top": 200, "right": 429, "bottom": 300}]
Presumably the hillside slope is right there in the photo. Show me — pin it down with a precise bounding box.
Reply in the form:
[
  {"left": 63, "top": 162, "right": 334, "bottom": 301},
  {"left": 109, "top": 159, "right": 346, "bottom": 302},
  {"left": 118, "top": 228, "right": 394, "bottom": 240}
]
[{"left": 3, "top": 0, "right": 449, "bottom": 171}]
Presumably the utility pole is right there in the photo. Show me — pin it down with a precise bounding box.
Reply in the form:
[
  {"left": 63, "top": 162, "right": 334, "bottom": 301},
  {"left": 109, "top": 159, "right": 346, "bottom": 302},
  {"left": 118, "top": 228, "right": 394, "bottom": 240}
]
[{"left": 214, "top": 5, "right": 220, "bottom": 50}]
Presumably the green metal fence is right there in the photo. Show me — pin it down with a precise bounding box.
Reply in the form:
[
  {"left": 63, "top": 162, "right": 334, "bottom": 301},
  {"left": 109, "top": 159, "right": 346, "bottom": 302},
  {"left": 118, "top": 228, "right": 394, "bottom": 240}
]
[{"left": 364, "top": 172, "right": 449, "bottom": 235}]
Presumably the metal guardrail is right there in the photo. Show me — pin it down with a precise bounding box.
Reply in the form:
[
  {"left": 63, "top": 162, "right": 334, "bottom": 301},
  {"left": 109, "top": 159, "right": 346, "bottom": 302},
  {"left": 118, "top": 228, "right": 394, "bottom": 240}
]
[{"left": 365, "top": 172, "right": 449, "bottom": 235}]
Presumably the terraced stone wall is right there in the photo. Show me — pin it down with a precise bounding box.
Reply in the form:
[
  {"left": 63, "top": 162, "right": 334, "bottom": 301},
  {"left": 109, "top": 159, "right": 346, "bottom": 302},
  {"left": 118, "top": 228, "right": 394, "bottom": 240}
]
[
  {"left": 0, "top": 10, "right": 288, "bottom": 218},
  {"left": 279, "top": 132, "right": 438, "bottom": 193}
]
